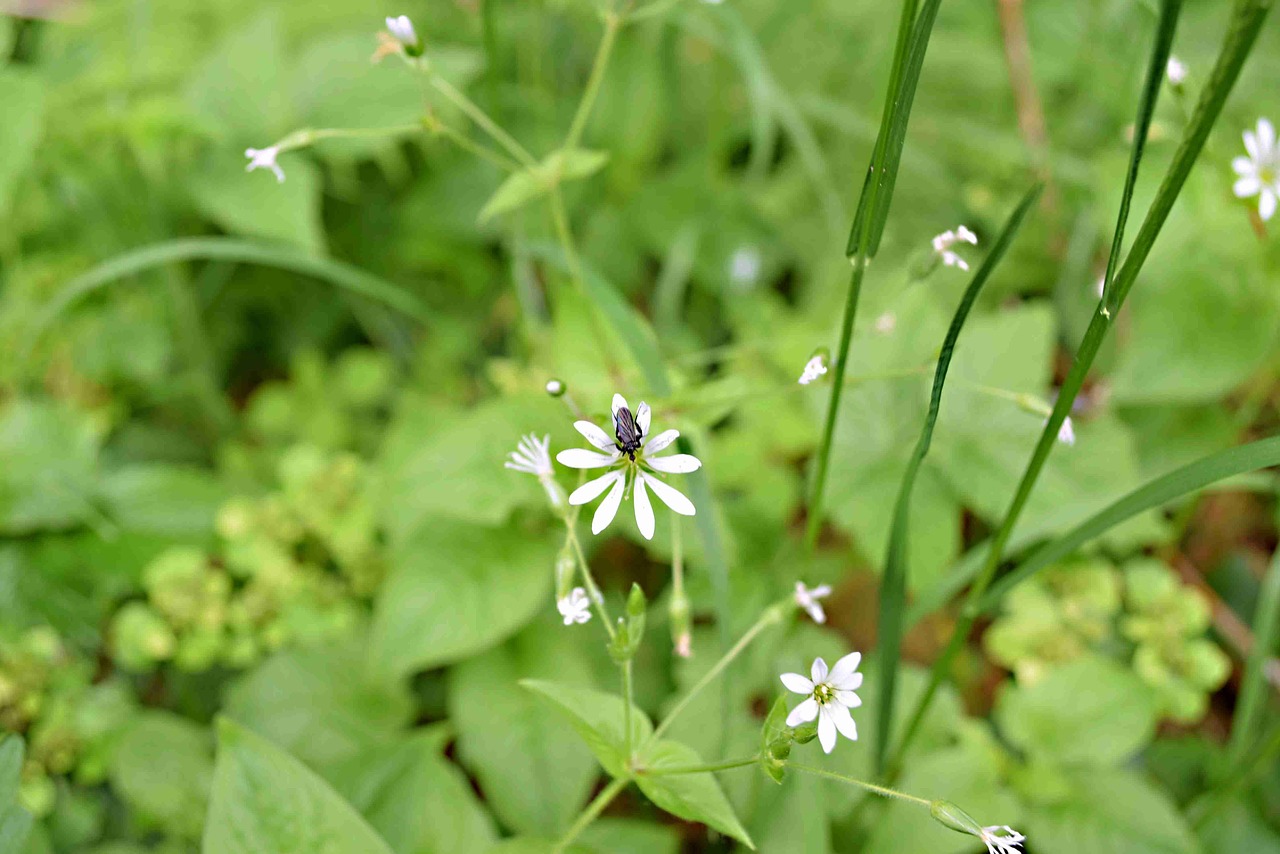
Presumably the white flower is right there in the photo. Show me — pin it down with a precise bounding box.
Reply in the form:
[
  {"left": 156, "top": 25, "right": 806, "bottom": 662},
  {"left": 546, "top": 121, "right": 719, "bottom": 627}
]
[
  {"left": 1095, "top": 276, "right": 1106, "bottom": 299},
  {"left": 1057, "top": 416, "right": 1075, "bottom": 446},
  {"left": 385, "top": 15, "right": 419, "bottom": 50},
  {"left": 1166, "top": 56, "right": 1187, "bottom": 86},
  {"left": 557, "top": 587, "right": 592, "bottom": 625},
  {"left": 506, "top": 433, "right": 567, "bottom": 510},
  {"left": 1233, "top": 118, "right": 1279, "bottom": 221},
  {"left": 931, "top": 225, "right": 978, "bottom": 271},
  {"left": 729, "top": 246, "right": 762, "bottom": 288},
  {"left": 794, "top": 582, "right": 831, "bottom": 624},
  {"left": 874, "top": 311, "right": 897, "bottom": 335},
  {"left": 244, "top": 147, "right": 284, "bottom": 183},
  {"left": 555, "top": 394, "right": 700, "bottom": 540},
  {"left": 979, "top": 825, "right": 1025, "bottom": 854},
  {"left": 798, "top": 355, "right": 828, "bottom": 386},
  {"left": 780, "top": 652, "right": 863, "bottom": 754}
]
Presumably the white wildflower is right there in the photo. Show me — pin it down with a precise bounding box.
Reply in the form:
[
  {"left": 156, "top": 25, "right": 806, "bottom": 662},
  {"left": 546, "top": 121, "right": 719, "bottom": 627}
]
[
  {"left": 931, "top": 225, "right": 978, "bottom": 271},
  {"left": 1095, "top": 276, "right": 1106, "bottom": 299},
  {"left": 506, "top": 433, "right": 567, "bottom": 510},
  {"left": 1233, "top": 118, "right": 1279, "bottom": 221},
  {"left": 729, "top": 246, "right": 762, "bottom": 288},
  {"left": 979, "top": 825, "right": 1026, "bottom": 854},
  {"left": 385, "top": 15, "right": 419, "bottom": 51},
  {"left": 798, "top": 355, "right": 828, "bottom": 386},
  {"left": 556, "top": 394, "right": 700, "bottom": 540},
  {"left": 1057, "top": 416, "right": 1076, "bottom": 447},
  {"left": 1166, "top": 56, "right": 1187, "bottom": 86},
  {"left": 557, "top": 587, "right": 592, "bottom": 626},
  {"left": 780, "top": 652, "right": 863, "bottom": 754},
  {"left": 244, "top": 146, "right": 285, "bottom": 183},
  {"left": 794, "top": 582, "right": 832, "bottom": 624},
  {"left": 874, "top": 311, "right": 897, "bottom": 335}
]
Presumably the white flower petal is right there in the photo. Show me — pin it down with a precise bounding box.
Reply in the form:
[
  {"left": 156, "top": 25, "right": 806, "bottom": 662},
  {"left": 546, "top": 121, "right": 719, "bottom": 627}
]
[
  {"left": 834, "top": 689, "right": 862, "bottom": 708},
  {"left": 636, "top": 402, "right": 651, "bottom": 437},
  {"left": 817, "top": 707, "right": 837, "bottom": 754},
  {"left": 1258, "top": 118, "right": 1276, "bottom": 154},
  {"left": 829, "top": 651, "right": 862, "bottom": 686},
  {"left": 1233, "top": 155, "right": 1257, "bottom": 176},
  {"left": 569, "top": 470, "right": 622, "bottom": 506},
  {"left": 780, "top": 673, "right": 814, "bottom": 694},
  {"left": 646, "top": 453, "right": 702, "bottom": 474},
  {"left": 786, "top": 697, "right": 818, "bottom": 727},
  {"left": 641, "top": 474, "right": 696, "bottom": 516},
  {"left": 574, "top": 420, "right": 617, "bottom": 452},
  {"left": 1245, "top": 129, "right": 1261, "bottom": 160},
  {"left": 828, "top": 701, "right": 858, "bottom": 741},
  {"left": 591, "top": 474, "right": 626, "bottom": 535},
  {"left": 611, "top": 393, "right": 628, "bottom": 417},
  {"left": 1235, "top": 175, "right": 1263, "bottom": 198},
  {"left": 643, "top": 429, "right": 680, "bottom": 454},
  {"left": 811, "top": 657, "right": 828, "bottom": 684},
  {"left": 633, "top": 476, "right": 655, "bottom": 540},
  {"left": 1261, "top": 188, "right": 1277, "bottom": 221},
  {"left": 557, "top": 448, "right": 619, "bottom": 469}
]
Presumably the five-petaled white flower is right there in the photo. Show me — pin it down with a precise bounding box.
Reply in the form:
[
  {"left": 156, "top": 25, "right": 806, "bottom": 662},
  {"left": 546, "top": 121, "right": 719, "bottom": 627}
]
[
  {"left": 932, "top": 225, "right": 978, "bottom": 271},
  {"left": 794, "top": 582, "right": 831, "bottom": 624},
  {"left": 798, "top": 355, "right": 828, "bottom": 386},
  {"left": 1233, "top": 118, "right": 1279, "bottom": 221},
  {"left": 385, "top": 15, "right": 419, "bottom": 51},
  {"left": 1057, "top": 416, "right": 1076, "bottom": 447},
  {"left": 558, "top": 587, "right": 592, "bottom": 625},
  {"left": 1166, "top": 56, "right": 1187, "bottom": 86},
  {"left": 505, "top": 433, "right": 566, "bottom": 509},
  {"left": 556, "top": 394, "right": 700, "bottom": 540},
  {"left": 780, "top": 652, "right": 863, "bottom": 754},
  {"left": 979, "top": 825, "right": 1025, "bottom": 854},
  {"left": 244, "top": 146, "right": 284, "bottom": 183}
]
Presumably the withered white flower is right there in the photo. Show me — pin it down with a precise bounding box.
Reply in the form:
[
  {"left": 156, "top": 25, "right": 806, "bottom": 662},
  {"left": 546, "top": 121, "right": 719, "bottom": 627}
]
[
  {"left": 794, "top": 582, "right": 832, "bottom": 624},
  {"left": 932, "top": 225, "right": 978, "bottom": 271},
  {"left": 556, "top": 394, "right": 699, "bottom": 540},
  {"left": 557, "top": 587, "right": 592, "bottom": 626},
  {"left": 244, "top": 146, "right": 285, "bottom": 183},
  {"left": 1233, "top": 118, "right": 1279, "bottom": 221},
  {"left": 780, "top": 652, "right": 863, "bottom": 754},
  {"left": 798, "top": 355, "right": 828, "bottom": 386},
  {"left": 505, "top": 433, "right": 566, "bottom": 510},
  {"left": 979, "top": 825, "right": 1026, "bottom": 854}
]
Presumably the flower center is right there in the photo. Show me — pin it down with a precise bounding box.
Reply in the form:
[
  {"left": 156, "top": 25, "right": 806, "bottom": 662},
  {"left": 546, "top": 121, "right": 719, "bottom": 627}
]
[{"left": 813, "top": 682, "right": 834, "bottom": 705}]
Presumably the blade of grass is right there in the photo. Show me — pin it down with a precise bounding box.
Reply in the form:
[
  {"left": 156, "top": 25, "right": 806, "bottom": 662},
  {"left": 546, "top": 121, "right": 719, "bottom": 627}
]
[
  {"left": 873, "top": 183, "right": 1042, "bottom": 774},
  {"left": 1223, "top": 542, "right": 1280, "bottom": 775},
  {"left": 886, "top": 0, "right": 1280, "bottom": 774},
  {"left": 21, "top": 237, "right": 433, "bottom": 370}
]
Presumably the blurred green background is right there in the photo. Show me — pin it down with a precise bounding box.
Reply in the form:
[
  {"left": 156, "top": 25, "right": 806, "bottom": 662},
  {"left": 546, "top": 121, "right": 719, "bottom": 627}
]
[{"left": 1, "top": 0, "right": 1278, "bottom": 852}]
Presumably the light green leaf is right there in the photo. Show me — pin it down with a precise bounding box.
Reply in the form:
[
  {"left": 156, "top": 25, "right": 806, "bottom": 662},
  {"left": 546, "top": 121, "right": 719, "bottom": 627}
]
[
  {"left": 633, "top": 740, "right": 753, "bottom": 848},
  {"left": 99, "top": 466, "right": 227, "bottom": 536},
  {"left": 0, "top": 70, "right": 44, "bottom": 217},
  {"left": 479, "top": 149, "right": 609, "bottom": 222},
  {"left": 186, "top": 149, "right": 324, "bottom": 251},
  {"left": 995, "top": 656, "right": 1158, "bottom": 766},
  {"left": 371, "top": 523, "right": 556, "bottom": 677},
  {"left": 448, "top": 619, "right": 598, "bottom": 835},
  {"left": 326, "top": 728, "right": 497, "bottom": 854},
  {"left": 109, "top": 712, "right": 213, "bottom": 839},
  {"left": 0, "top": 400, "right": 100, "bottom": 535},
  {"left": 186, "top": 11, "right": 291, "bottom": 142},
  {"left": 577, "top": 818, "right": 681, "bottom": 854},
  {"left": 204, "top": 718, "right": 394, "bottom": 854},
  {"left": 520, "top": 681, "right": 651, "bottom": 779},
  {"left": 744, "top": 768, "right": 829, "bottom": 854},
  {"left": 0, "top": 737, "right": 32, "bottom": 854}
]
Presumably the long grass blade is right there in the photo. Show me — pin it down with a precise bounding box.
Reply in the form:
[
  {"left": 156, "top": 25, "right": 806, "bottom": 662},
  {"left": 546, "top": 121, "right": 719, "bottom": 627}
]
[
  {"left": 1224, "top": 542, "right": 1280, "bottom": 775},
  {"left": 873, "top": 183, "right": 1042, "bottom": 774}
]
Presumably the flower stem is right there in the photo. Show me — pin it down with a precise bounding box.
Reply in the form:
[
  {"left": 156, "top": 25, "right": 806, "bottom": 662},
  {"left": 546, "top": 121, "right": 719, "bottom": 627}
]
[
  {"left": 788, "top": 762, "right": 932, "bottom": 808},
  {"left": 553, "top": 776, "right": 629, "bottom": 854},
  {"left": 427, "top": 118, "right": 522, "bottom": 172},
  {"left": 622, "top": 659, "right": 635, "bottom": 759},
  {"left": 564, "top": 11, "right": 622, "bottom": 152},
  {"left": 638, "top": 755, "right": 759, "bottom": 776},
  {"left": 566, "top": 521, "right": 617, "bottom": 641},
  {"left": 426, "top": 72, "right": 538, "bottom": 168}
]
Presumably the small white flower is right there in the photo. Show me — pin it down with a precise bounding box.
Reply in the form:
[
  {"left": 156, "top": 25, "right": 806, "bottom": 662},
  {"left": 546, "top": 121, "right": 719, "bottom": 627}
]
[
  {"left": 798, "top": 355, "right": 828, "bottom": 386},
  {"left": 874, "top": 311, "right": 897, "bottom": 335},
  {"left": 794, "top": 582, "right": 832, "bottom": 624},
  {"left": 729, "top": 246, "right": 762, "bottom": 288},
  {"left": 556, "top": 394, "right": 700, "bottom": 540},
  {"left": 1233, "top": 118, "right": 1279, "bottom": 221},
  {"left": 244, "top": 146, "right": 285, "bottom": 183},
  {"left": 385, "top": 15, "right": 419, "bottom": 50},
  {"left": 1166, "top": 56, "right": 1187, "bottom": 86},
  {"left": 979, "top": 825, "right": 1026, "bottom": 854},
  {"left": 780, "top": 652, "right": 863, "bottom": 754},
  {"left": 506, "top": 433, "right": 567, "bottom": 509},
  {"left": 557, "top": 587, "right": 592, "bottom": 625},
  {"left": 932, "top": 225, "right": 978, "bottom": 271},
  {"left": 1057, "top": 416, "right": 1076, "bottom": 447},
  {"left": 1095, "top": 276, "right": 1106, "bottom": 299}
]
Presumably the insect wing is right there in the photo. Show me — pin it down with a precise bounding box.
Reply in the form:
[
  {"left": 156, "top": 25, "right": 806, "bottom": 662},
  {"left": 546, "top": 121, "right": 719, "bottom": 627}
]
[{"left": 614, "top": 406, "right": 641, "bottom": 447}]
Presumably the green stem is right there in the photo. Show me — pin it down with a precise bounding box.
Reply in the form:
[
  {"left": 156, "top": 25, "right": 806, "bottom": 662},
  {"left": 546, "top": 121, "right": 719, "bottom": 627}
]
[
  {"left": 564, "top": 11, "right": 622, "bottom": 152},
  {"left": 639, "top": 756, "right": 759, "bottom": 776},
  {"left": 428, "top": 119, "right": 523, "bottom": 172},
  {"left": 554, "top": 776, "right": 629, "bottom": 853},
  {"left": 1191, "top": 726, "right": 1280, "bottom": 828},
  {"left": 427, "top": 72, "right": 538, "bottom": 168},
  {"left": 622, "top": 659, "right": 635, "bottom": 760},
  {"left": 566, "top": 521, "right": 618, "bottom": 641},
  {"left": 788, "top": 763, "right": 932, "bottom": 808},
  {"left": 1224, "top": 544, "right": 1280, "bottom": 774}
]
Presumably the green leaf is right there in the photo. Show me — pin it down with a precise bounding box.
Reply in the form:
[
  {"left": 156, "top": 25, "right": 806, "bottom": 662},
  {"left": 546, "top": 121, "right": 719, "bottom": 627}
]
[
  {"left": 633, "top": 740, "right": 753, "bottom": 848},
  {"left": 0, "top": 400, "right": 100, "bottom": 535},
  {"left": 187, "top": 148, "right": 325, "bottom": 251},
  {"left": 1225, "top": 543, "right": 1280, "bottom": 773},
  {"left": 1022, "top": 768, "right": 1198, "bottom": 854},
  {"left": 186, "top": 11, "right": 291, "bottom": 142},
  {"left": 519, "top": 681, "right": 651, "bottom": 779},
  {"left": 478, "top": 149, "right": 609, "bottom": 222},
  {"left": 326, "top": 728, "right": 498, "bottom": 854},
  {"left": 996, "top": 656, "right": 1158, "bottom": 766},
  {"left": 108, "top": 712, "right": 213, "bottom": 839},
  {"left": 745, "top": 769, "right": 829, "bottom": 854},
  {"left": 99, "top": 466, "right": 227, "bottom": 537},
  {"left": 448, "top": 619, "right": 598, "bottom": 836},
  {"left": 577, "top": 818, "right": 681, "bottom": 854},
  {"left": 0, "top": 737, "right": 32, "bottom": 854},
  {"left": 371, "top": 523, "right": 556, "bottom": 677},
  {"left": 204, "top": 718, "right": 394, "bottom": 854},
  {"left": 0, "top": 69, "right": 44, "bottom": 217}
]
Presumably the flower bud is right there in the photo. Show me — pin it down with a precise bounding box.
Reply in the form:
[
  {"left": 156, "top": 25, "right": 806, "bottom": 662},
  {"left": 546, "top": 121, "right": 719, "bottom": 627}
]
[
  {"left": 554, "top": 548, "right": 576, "bottom": 601},
  {"left": 668, "top": 590, "right": 691, "bottom": 658},
  {"left": 545, "top": 378, "right": 566, "bottom": 397},
  {"left": 930, "top": 801, "right": 984, "bottom": 838}
]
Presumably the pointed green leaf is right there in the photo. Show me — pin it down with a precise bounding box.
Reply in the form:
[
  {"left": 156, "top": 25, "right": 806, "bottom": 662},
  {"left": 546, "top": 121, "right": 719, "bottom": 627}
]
[
  {"left": 479, "top": 149, "right": 608, "bottom": 222},
  {"left": 519, "top": 680, "right": 651, "bottom": 779},
  {"left": 634, "top": 740, "right": 753, "bottom": 848}
]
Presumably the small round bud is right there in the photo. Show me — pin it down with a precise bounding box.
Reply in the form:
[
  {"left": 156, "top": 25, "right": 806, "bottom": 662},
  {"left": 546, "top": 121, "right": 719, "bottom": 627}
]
[{"left": 545, "top": 378, "right": 566, "bottom": 397}]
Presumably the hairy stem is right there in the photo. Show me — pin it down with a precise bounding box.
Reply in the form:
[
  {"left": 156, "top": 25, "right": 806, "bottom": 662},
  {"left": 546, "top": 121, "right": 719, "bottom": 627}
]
[{"left": 788, "top": 763, "right": 932, "bottom": 808}]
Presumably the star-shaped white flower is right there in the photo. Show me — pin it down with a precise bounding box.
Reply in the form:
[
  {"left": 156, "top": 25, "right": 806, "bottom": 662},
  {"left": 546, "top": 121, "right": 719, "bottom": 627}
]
[
  {"left": 385, "top": 15, "right": 419, "bottom": 50},
  {"left": 932, "top": 225, "right": 978, "bottom": 271},
  {"left": 1233, "top": 118, "right": 1279, "bottom": 221},
  {"left": 979, "top": 825, "right": 1025, "bottom": 854},
  {"left": 780, "top": 652, "right": 863, "bottom": 754},
  {"left": 556, "top": 394, "right": 700, "bottom": 540},
  {"left": 244, "top": 146, "right": 285, "bottom": 183},
  {"left": 557, "top": 587, "right": 591, "bottom": 625},
  {"left": 798, "top": 355, "right": 828, "bottom": 385},
  {"left": 506, "top": 433, "right": 566, "bottom": 510},
  {"left": 794, "top": 582, "right": 831, "bottom": 624}
]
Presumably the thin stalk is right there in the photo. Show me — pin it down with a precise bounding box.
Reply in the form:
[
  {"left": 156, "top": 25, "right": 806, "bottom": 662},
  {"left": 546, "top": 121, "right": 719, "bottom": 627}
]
[
  {"left": 429, "top": 120, "right": 523, "bottom": 172},
  {"left": 427, "top": 72, "right": 538, "bottom": 168},
  {"left": 564, "top": 11, "right": 622, "bottom": 152},
  {"left": 622, "top": 660, "right": 635, "bottom": 760},
  {"left": 638, "top": 756, "right": 759, "bottom": 776},
  {"left": 1224, "top": 544, "right": 1280, "bottom": 773},
  {"left": 566, "top": 522, "right": 618, "bottom": 641},
  {"left": 1191, "top": 726, "right": 1280, "bottom": 828},
  {"left": 554, "top": 777, "right": 629, "bottom": 854},
  {"left": 788, "top": 763, "right": 931, "bottom": 807}
]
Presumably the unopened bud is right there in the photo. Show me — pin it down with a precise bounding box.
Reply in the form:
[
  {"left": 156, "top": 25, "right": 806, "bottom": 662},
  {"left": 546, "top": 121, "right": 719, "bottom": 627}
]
[
  {"left": 554, "top": 548, "right": 576, "bottom": 600},
  {"left": 929, "top": 801, "right": 984, "bottom": 838},
  {"left": 545, "top": 378, "right": 566, "bottom": 397},
  {"left": 669, "top": 591, "right": 691, "bottom": 658}
]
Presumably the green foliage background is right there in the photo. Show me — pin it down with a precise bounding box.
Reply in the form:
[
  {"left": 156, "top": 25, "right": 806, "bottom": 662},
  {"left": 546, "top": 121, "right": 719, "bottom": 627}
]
[{"left": 0, "top": 0, "right": 1278, "bottom": 852}]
